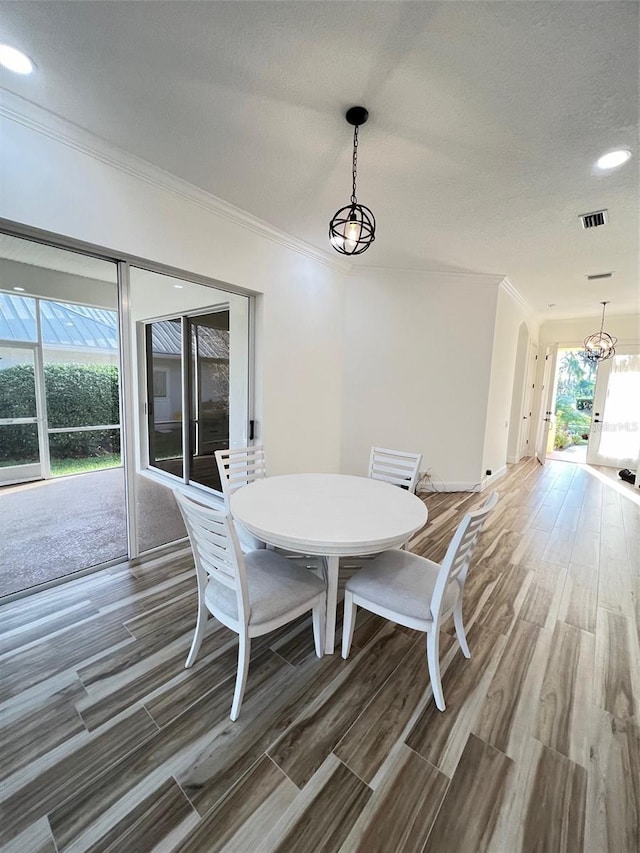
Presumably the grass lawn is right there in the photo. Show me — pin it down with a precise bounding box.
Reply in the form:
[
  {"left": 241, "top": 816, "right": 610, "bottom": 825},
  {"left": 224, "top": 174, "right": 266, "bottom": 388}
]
[{"left": 51, "top": 454, "right": 122, "bottom": 477}]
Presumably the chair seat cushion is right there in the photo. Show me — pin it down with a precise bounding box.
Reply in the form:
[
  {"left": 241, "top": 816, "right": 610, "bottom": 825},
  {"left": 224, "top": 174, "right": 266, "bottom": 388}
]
[
  {"left": 345, "top": 549, "right": 458, "bottom": 623},
  {"left": 206, "top": 549, "right": 325, "bottom": 626}
]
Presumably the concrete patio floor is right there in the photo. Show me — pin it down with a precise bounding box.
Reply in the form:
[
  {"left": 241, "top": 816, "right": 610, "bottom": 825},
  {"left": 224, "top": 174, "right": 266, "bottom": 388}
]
[
  {"left": 547, "top": 443, "right": 588, "bottom": 463},
  {"left": 0, "top": 467, "right": 187, "bottom": 598}
]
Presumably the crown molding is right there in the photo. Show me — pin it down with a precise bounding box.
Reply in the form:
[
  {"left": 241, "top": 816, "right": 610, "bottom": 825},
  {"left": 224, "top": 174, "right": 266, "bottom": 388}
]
[
  {"left": 0, "top": 89, "right": 350, "bottom": 274},
  {"left": 349, "top": 263, "right": 506, "bottom": 286},
  {"left": 499, "top": 276, "right": 535, "bottom": 315}
]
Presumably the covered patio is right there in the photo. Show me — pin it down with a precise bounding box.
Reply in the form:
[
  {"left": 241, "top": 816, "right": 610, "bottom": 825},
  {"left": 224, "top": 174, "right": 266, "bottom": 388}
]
[{"left": 0, "top": 468, "right": 186, "bottom": 598}]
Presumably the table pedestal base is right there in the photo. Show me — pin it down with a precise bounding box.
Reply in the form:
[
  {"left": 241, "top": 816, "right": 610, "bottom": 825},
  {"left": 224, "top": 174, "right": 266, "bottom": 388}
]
[{"left": 324, "top": 555, "right": 339, "bottom": 654}]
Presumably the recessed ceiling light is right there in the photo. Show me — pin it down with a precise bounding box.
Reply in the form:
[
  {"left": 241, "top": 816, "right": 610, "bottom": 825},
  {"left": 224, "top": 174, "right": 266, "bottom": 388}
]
[
  {"left": 596, "top": 149, "right": 632, "bottom": 170},
  {"left": 0, "top": 44, "right": 35, "bottom": 75},
  {"left": 173, "top": 284, "right": 184, "bottom": 289},
  {"left": 13, "top": 286, "right": 25, "bottom": 292}
]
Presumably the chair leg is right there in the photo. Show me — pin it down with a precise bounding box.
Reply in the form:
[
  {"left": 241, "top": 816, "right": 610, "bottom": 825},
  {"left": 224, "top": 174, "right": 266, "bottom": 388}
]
[
  {"left": 341, "top": 591, "right": 357, "bottom": 659},
  {"left": 453, "top": 601, "right": 471, "bottom": 658},
  {"left": 312, "top": 597, "right": 325, "bottom": 658},
  {"left": 230, "top": 632, "right": 251, "bottom": 721},
  {"left": 426, "top": 627, "right": 446, "bottom": 711},
  {"left": 185, "top": 603, "right": 208, "bottom": 668}
]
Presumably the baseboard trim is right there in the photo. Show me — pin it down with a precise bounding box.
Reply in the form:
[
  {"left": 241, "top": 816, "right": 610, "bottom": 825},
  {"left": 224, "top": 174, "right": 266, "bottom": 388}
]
[
  {"left": 418, "top": 480, "right": 486, "bottom": 494},
  {"left": 482, "top": 465, "right": 507, "bottom": 492}
]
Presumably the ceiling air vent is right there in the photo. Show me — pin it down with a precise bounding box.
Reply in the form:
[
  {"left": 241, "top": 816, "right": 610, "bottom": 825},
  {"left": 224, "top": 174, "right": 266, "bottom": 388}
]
[
  {"left": 580, "top": 209, "right": 608, "bottom": 229},
  {"left": 586, "top": 271, "right": 614, "bottom": 280}
]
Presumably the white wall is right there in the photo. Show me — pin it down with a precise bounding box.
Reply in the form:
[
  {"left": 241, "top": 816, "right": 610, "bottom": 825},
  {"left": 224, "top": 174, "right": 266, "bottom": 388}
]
[
  {"left": 538, "top": 313, "right": 640, "bottom": 350},
  {"left": 340, "top": 268, "right": 502, "bottom": 488},
  {"left": 482, "top": 285, "right": 539, "bottom": 480},
  {"left": 0, "top": 102, "right": 346, "bottom": 476}
]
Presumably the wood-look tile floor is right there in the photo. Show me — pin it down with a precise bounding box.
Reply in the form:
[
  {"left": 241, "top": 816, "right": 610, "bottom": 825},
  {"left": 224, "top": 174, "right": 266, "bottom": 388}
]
[{"left": 1, "top": 459, "right": 638, "bottom": 852}]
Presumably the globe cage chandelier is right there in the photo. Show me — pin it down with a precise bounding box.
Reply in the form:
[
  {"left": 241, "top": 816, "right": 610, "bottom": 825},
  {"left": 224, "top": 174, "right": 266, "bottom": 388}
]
[
  {"left": 582, "top": 301, "right": 617, "bottom": 363},
  {"left": 329, "top": 106, "right": 376, "bottom": 255}
]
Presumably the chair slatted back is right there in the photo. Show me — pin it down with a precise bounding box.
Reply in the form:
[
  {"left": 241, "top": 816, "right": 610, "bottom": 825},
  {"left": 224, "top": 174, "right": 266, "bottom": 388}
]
[
  {"left": 215, "top": 446, "right": 266, "bottom": 508},
  {"left": 368, "top": 446, "right": 423, "bottom": 494},
  {"left": 174, "top": 491, "right": 250, "bottom": 624},
  {"left": 430, "top": 492, "right": 499, "bottom": 624}
]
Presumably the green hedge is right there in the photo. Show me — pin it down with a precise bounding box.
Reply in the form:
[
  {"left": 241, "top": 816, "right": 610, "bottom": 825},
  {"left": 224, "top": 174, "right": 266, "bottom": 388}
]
[{"left": 0, "top": 362, "right": 120, "bottom": 461}]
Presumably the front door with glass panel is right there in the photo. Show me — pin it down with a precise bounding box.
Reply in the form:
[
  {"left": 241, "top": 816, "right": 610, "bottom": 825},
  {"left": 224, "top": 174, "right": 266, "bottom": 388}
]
[
  {"left": 587, "top": 353, "right": 640, "bottom": 468},
  {"left": 0, "top": 343, "right": 44, "bottom": 485}
]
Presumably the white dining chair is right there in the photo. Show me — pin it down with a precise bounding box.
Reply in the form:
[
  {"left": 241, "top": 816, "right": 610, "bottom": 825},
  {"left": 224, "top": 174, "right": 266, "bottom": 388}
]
[
  {"left": 215, "top": 445, "right": 267, "bottom": 550},
  {"left": 215, "top": 445, "right": 266, "bottom": 507},
  {"left": 341, "top": 492, "right": 499, "bottom": 711},
  {"left": 175, "top": 490, "right": 326, "bottom": 721},
  {"left": 368, "top": 446, "right": 423, "bottom": 494}
]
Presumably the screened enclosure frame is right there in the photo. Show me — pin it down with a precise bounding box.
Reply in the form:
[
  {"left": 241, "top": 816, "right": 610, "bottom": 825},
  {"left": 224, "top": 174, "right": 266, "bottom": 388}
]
[{"left": 0, "top": 295, "right": 123, "bottom": 485}]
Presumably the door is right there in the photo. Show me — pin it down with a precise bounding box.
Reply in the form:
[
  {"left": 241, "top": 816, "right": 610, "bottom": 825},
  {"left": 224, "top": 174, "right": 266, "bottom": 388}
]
[
  {"left": 0, "top": 343, "right": 45, "bottom": 485},
  {"left": 586, "top": 353, "right": 640, "bottom": 468},
  {"left": 520, "top": 343, "right": 538, "bottom": 458},
  {"left": 535, "top": 346, "right": 558, "bottom": 464}
]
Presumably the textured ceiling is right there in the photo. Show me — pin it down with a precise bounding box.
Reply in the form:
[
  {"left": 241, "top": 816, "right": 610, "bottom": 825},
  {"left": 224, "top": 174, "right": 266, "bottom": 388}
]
[{"left": 1, "top": 1, "right": 638, "bottom": 318}]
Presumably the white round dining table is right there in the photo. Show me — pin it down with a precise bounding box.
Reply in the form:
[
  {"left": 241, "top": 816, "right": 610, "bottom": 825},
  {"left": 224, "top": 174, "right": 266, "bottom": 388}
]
[{"left": 230, "top": 473, "right": 428, "bottom": 653}]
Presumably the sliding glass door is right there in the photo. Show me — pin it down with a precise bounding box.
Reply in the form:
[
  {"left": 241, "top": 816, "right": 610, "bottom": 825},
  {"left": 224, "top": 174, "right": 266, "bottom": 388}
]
[
  {"left": 0, "top": 227, "right": 255, "bottom": 595},
  {"left": 130, "top": 267, "right": 251, "bottom": 553},
  {"left": 0, "top": 233, "right": 124, "bottom": 597}
]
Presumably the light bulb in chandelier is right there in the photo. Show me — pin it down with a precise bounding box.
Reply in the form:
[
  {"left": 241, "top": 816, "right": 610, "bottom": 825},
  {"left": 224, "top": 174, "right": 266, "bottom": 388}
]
[{"left": 344, "top": 215, "right": 361, "bottom": 252}]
